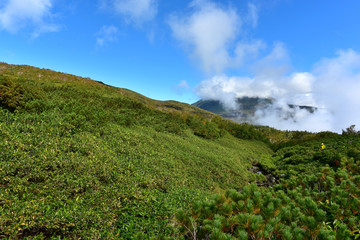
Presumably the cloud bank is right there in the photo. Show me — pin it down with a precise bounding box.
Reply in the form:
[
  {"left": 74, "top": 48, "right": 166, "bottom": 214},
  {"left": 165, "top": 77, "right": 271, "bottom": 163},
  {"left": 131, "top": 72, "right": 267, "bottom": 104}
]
[
  {"left": 310, "top": 49, "right": 360, "bottom": 132},
  {"left": 0, "top": 0, "right": 58, "bottom": 36},
  {"left": 197, "top": 49, "right": 360, "bottom": 133}
]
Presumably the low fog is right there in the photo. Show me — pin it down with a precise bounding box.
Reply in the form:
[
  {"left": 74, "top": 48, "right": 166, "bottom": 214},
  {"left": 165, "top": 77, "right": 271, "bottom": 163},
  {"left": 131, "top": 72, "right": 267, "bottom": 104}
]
[{"left": 196, "top": 49, "right": 360, "bottom": 133}]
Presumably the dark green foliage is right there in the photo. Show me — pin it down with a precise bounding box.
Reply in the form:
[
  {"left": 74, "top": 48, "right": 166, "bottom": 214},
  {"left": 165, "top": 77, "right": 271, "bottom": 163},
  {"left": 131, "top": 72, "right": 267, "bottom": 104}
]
[
  {"left": 342, "top": 125, "right": 360, "bottom": 135},
  {"left": 313, "top": 148, "right": 341, "bottom": 167},
  {"left": 0, "top": 75, "right": 25, "bottom": 111},
  {"left": 185, "top": 115, "right": 222, "bottom": 139},
  {"left": 0, "top": 75, "right": 45, "bottom": 112},
  {"left": 176, "top": 130, "right": 360, "bottom": 239},
  {"left": 269, "top": 133, "right": 360, "bottom": 179},
  {"left": 176, "top": 157, "right": 360, "bottom": 239},
  {"left": 228, "top": 122, "right": 267, "bottom": 141}
]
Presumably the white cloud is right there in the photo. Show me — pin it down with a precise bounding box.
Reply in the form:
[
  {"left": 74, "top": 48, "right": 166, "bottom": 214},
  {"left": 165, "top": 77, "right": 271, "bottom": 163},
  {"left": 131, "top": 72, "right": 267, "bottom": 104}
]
[
  {"left": 234, "top": 39, "right": 265, "bottom": 67},
  {"left": 195, "top": 43, "right": 294, "bottom": 109},
  {"left": 169, "top": 0, "right": 240, "bottom": 73},
  {"left": 96, "top": 25, "right": 119, "bottom": 46},
  {"left": 170, "top": 1, "right": 263, "bottom": 74},
  {"left": 0, "top": 0, "right": 58, "bottom": 35},
  {"left": 177, "top": 80, "right": 189, "bottom": 89},
  {"left": 169, "top": 0, "right": 265, "bottom": 73},
  {"left": 287, "top": 72, "right": 314, "bottom": 93},
  {"left": 196, "top": 75, "right": 250, "bottom": 110},
  {"left": 246, "top": 3, "right": 258, "bottom": 28},
  {"left": 196, "top": 71, "right": 327, "bottom": 131},
  {"left": 196, "top": 49, "right": 360, "bottom": 133},
  {"left": 196, "top": 74, "right": 278, "bottom": 106},
  {"left": 251, "top": 42, "right": 290, "bottom": 78},
  {"left": 110, "top": 0, "right": 158, "bottom": 25},
  {"left": 174, "top": 80, "right": 190, "bottom": 95},
  {"left": 311, "top": 49, "right": 360, "bottom": 131},
  {"left": 254, "top": 104, "right": 334, "bottom": 132}
]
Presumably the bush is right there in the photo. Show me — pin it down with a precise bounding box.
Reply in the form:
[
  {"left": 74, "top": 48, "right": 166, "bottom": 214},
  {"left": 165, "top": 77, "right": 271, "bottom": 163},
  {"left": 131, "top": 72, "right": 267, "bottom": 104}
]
[
  {"left": 176, "top": 157, "right": 360, "bottom": 239},
  {"left": 186, "top": 115, "right": 221, "bottom": 139},
  {"left": 313, "top": 149, "right": 341, "bottom": 167},
  {"left": 0, "top": 76, "right": 26, "bottom": 111},
  {"left": 0, "top": 76, "right": 45, "bottom": 112}
]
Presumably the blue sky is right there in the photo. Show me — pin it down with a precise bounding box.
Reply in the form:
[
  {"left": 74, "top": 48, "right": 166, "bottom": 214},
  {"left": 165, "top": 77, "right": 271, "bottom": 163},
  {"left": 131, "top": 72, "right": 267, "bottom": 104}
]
[{"left": 1, "top": 0, "right": 360, "bottom": 132}]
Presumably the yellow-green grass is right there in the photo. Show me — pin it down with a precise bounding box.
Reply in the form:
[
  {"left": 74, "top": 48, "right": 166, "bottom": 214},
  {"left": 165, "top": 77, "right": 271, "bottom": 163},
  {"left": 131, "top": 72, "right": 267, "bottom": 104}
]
[{"left": 0, "top": 62, "right": 273, "bottom": 239}]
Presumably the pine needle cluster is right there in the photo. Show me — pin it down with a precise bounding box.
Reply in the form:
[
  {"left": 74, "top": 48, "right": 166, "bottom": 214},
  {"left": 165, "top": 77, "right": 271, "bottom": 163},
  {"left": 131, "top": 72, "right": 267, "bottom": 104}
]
[{"left": 176, "top": 157, "right": 360, "bottom": 240}]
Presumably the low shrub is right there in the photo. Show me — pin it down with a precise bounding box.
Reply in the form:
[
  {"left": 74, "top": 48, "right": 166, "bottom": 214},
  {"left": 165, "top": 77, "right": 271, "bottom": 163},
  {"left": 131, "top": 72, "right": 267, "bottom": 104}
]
[{"left": 176, "top": 157, "right": 360, "bottom": 239}]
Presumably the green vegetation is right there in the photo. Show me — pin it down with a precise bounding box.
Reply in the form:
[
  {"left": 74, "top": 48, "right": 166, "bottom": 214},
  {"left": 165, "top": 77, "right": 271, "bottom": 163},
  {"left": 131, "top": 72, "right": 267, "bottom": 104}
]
[
  {"left": 1, "top": 62, "right": 359, "bottom": 239},
  {"left": 0, "top": 63, "right": 271, "bottom": 239},
  {"left": 177, "top": 134, "right": 360, "bottom": 239}
]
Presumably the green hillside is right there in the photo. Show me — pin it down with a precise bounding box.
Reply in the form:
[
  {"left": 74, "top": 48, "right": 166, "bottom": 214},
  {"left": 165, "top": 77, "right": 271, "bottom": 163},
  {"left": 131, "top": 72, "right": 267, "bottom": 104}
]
[
  {"left": 176, "top": 131, "right": 360, "bottom": 240},
  {"left": 0, "top": 63, "right": 272, "bottom": 239},
  {"left": 1, "top": 63, "right": 359, "bottom": 240}
]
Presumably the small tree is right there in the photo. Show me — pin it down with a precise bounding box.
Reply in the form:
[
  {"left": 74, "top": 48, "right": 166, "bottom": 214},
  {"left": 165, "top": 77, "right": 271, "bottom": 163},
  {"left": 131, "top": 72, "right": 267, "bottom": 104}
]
[{"left": 342, "top": 125, "right": 359, "bottom": 135}]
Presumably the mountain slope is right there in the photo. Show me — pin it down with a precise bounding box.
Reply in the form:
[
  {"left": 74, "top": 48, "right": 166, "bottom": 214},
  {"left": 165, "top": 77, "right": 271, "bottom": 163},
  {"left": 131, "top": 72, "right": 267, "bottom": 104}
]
[
  {"left": 193, "top": 98, "right": 317, "bottom": 123},
  {"left": 0, "top": 62, "right": 273, "bottom": 239}
]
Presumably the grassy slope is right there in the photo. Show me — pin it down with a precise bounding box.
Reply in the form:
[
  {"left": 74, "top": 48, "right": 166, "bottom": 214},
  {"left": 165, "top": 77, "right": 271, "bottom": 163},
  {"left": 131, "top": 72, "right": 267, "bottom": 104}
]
[
  {"left": 176, "top": 132, "right": 360, "bottom": 239},
  {"left": 0, "top": 63, "right": 272, "bottom": 239}
]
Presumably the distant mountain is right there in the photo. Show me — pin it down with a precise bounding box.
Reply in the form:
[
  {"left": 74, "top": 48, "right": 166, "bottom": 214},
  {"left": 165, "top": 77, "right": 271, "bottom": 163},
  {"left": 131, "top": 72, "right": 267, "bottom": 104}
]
[{"left": 193, "top": 97, "right": 316, "bottom": 123}]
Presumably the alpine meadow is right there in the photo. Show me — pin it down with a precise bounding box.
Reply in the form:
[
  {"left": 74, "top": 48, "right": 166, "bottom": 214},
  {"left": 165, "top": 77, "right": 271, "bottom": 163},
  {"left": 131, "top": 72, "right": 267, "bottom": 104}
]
[{"left": 1, "top": 62, "right": 359, "bottom": 239}]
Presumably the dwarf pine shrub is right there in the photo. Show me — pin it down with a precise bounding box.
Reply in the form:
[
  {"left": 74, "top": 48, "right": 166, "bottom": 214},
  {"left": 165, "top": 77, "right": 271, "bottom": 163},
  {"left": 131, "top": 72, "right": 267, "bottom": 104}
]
[{"left": 176, "top": 157, "right": 360, "bottom": 239}]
